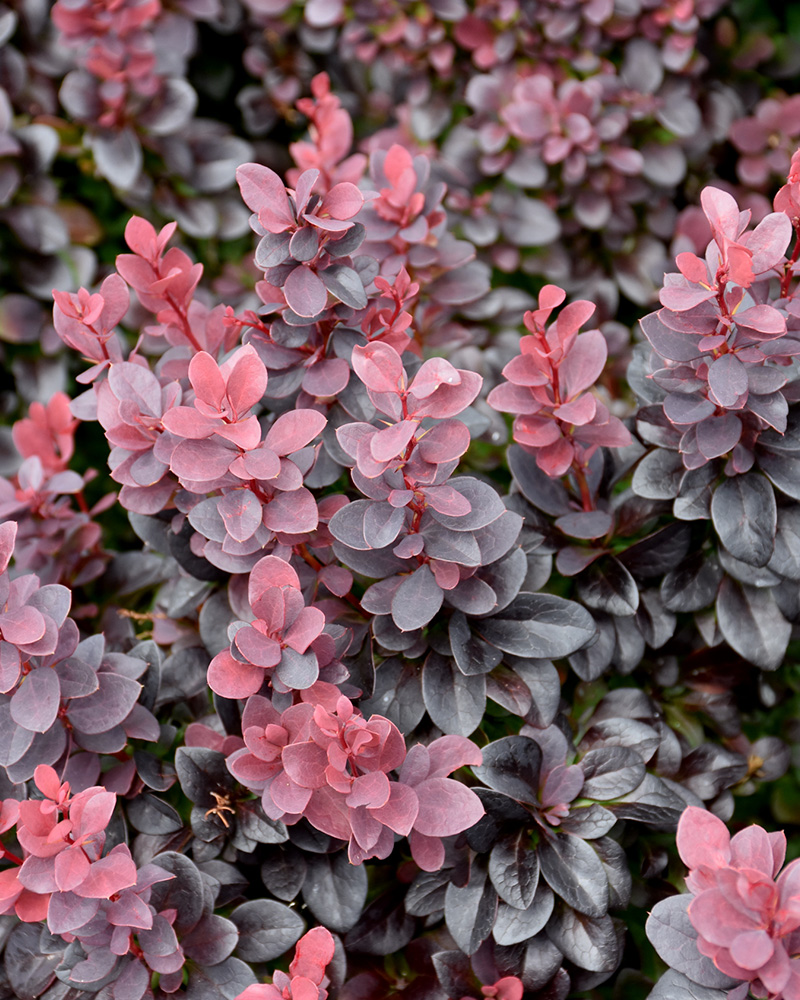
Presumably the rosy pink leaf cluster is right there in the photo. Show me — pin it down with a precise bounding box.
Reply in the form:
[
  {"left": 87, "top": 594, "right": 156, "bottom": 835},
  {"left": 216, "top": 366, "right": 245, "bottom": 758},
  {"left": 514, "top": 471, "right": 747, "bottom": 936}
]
[
  {"left": 488, "top": 284, "right": 630, "bottom": 477},
  {"left": 208, "top": 555, "right": 332, "bottom": 697},
  {"left": 227, "top": 690, "right": 483, "bottom": 867},
  {"left": 677, "top": 805, "right": 800, "bottom": 1000},
  {"left": 641, "top": 184, "right": 798, "bottom": 471}
]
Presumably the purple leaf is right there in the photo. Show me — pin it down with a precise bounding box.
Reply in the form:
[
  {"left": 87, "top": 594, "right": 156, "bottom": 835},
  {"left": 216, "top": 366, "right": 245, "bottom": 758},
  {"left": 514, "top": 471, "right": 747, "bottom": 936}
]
[
  {"left": 283, "top": 266, "right": 328, "bottom": 318},
  {"left": 391, "top": 565, "right": 443, "bottom": 632},
  {"left": 708, "top": 354, "right": 748, "bottom": 408},
  {"left": 10, "top": 666, "right": 60, "bottom": 732},
  {"left": 696, "top": 413, "right": 742, "bottom": 459}
]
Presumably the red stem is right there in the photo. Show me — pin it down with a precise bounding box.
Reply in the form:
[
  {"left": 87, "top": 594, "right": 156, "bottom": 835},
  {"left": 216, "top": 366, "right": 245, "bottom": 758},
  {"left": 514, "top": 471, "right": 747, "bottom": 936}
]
[
  {"left": 780, "top": 228, "right": 800, "bottom": 298},
  {"left": 165, "top": 291, "right": 203, "bottom": 354}
]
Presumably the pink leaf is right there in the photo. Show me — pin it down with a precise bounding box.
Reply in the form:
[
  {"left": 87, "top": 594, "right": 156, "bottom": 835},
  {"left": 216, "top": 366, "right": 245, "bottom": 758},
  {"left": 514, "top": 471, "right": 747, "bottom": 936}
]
[
  {"left": 553, "top": 393, "right": 597, "bottom": 425},
  {"left": 0, "top": 605, "right": 46, "bottom": 645},
  {"left": 409, "top": 370, "right": 482, "bottom": 419},
  {"left": 284, "top": 606, "right": 325, "bottom": 653},
  {"left": 735, "top": 305, "right": 786, "bottom": 339},
  {"left": 124, "top": 216, "right": 159, "bottom": 258},
  {"left": 676, "top": 252, "right": 709, "bottom": 284},
  {"left": 319, "top": 182, "right": 363, "bottom": 221},
  {"left": 235, "top": 626, "right": 282, "bottom": 668},
  {"left": 281, "top": 741, "right": 329, "bottom": 789},
  {"left": 0, "top": 521, "right": 16, "bottom": 574},
  {"left": 370, "top": 420, "right": 417, "bottom": 462},
  {"left": 250, "top": 555, "right": 301, "bottom": 596},
  {"left": 236, "top": 164, "right": 295, "bottom": 233},
  {"left": 170, "top": 438, "right": 233, "bottom": 482},
  {"left": 412, "top": 777, "right": 485, "bottom": 836},
  {"left": 351, "top": 342, "right": 404, "bottom": 394},
  {"left": 538, "top": 285, "right": 566, "bottom": 311},
  {"left": 33, "top": 765, "right": 62, "bottom": 800},
  {"left": 72, "top": 846, "right": 137, "bottom": 899},
  {"left": 368, "top": 782, "right": 419, "bottom": 836},
  {"left": 262, "top": 488, "right": 319, "bottom": 534},
  {"left": 730, "top": 930, "right": 774, "bottom": 971},
  {"left": 265, "top": 409, "right": 327, "bottom": 456},
  {"left": 161, "top": 406, "right": 218, "bottom": 439},
  {"left": 426, "top": 735, "right": 483, "bottom": 779},
  {"left": 676, "top": 805, "right": 731, "bottom": 870},
  {"left": 207, "top": 649, "right": 265, "bottom": 699},
  {"left": 270, "top": 772, "right": 313, "bottom": 815},
  {"left": 409, "top": 358, "right": 462, "bottom": 399},
  {"left": 289, "top": 927, "right": 336, "bottom": 984},
  {"left": 408, "top": 829, "right": 445, "bottom": 872},
  {"left": 222, "top": 345, "right": 268, "bottom": 416},
  {"left": 54, "top": 847, "right": 90, "bottom": 892},
  {"left": 554, "top": 300, "right": 596, "bottom": 341},
  {"left": 421, "top": 485, "right": 471, "bottom": 516},
  {"left": 346, "top": 771, "right": 391, "bottom": 809},
  {"left": 189, "top": 352, "right": 226, "bottom": 409},
  {"left": 701, "top": 186, "right": 740, "bottom": 237}
]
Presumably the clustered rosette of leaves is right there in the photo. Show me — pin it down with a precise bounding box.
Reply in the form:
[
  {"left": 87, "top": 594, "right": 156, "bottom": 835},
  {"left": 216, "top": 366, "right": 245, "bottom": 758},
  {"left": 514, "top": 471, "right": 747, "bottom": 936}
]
[
  {"left": 646, "top": 806, "right": 800, "bottom": 1000},
  {"left": 4, "top": 2, "right": 800, "bottom": 1000}
]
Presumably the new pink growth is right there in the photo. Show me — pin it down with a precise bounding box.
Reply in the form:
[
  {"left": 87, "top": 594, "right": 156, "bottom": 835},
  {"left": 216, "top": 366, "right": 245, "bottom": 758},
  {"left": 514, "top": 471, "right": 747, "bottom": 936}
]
[
  {"left": 487, "top": 284, "right": 630, "bottom": 486},
  {"left": 677, "top": 806, "right": 800, "bottom": 1000}
]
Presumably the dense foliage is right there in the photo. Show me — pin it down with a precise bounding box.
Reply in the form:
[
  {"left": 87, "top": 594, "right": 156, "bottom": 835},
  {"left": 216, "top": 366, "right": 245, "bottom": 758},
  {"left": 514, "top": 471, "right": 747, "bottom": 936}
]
[{"left": 2, "top": 2, "right": 800, "bottom": 1000}]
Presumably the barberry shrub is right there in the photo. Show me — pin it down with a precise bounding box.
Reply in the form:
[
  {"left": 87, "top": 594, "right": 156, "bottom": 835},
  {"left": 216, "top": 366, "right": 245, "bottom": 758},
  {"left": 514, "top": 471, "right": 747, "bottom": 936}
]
[{"left": 3, "top": 5, "right": 800, "bottom": 1000}]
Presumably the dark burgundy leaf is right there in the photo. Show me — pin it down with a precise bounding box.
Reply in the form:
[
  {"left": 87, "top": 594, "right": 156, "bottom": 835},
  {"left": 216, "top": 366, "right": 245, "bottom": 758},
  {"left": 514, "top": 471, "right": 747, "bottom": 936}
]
[
  {"left": 261, "top": 846, "right": 307, "bottom": 902},
  {"left": 716, "top": 577, "right": 791, "bottom": 670},
  {"left": 580, "top": 747, "right": 645, "bottom": 800},
  {"left": 6, "top": 924, "right": 60, "bottom": 1000},
  {"left": 577, "top": 557, "right": 639, "bottom": 617},
  {"left": 619, "top": 523, "right": 692, "bottom": 578},
  {"left": 321, "top": 265, "right": 368, "bottom": 309},
  {"left": 674, "top": 462, "right": 720, "bottom": 521},
  {"left": 231, "top": 899, "right": 304, "bottom": 962},
  {"left": 302, "top": 851, "right": 368, "bottom": 933},
  {"left": 546, "top": 905, "right": 620, "bottom": 973},
  {"left": 345, "top": 891, "right": 415, "bottom": 956},
  {"left": 508, "top": 445, "right": 571, "bottom": 515},
  {"left": 647, "top": 970, "right": 730, "bottom": 1000},
  {"left": 405, "top": 869, "right": 451, "bottom": 917},
  {"left": 661, "top": 551, "right": 722, "bottom": 612},
  {"left": 127, "top": 793, "right": 183, "bottom": 835},
  {"left": 148, "top": 852, "right": 205, "bottom": 934},
  {"left": 432, "top": 951, "right": 480, "bottom": 1000},
  {"left": 444, "top": 862, "right": 498, "bottom": 956},
  {"left": 359, "top": 657, "right": 425, "bottom": 735},
  {"left": 710, "top": 473, "right": 776, "bottom": 567},
  {"left": 175, "top": 746, "right": 234, "bottom": 807},
  {"left": 489, "top": 829, "right": 540, "bottom": 909},
  {"left": 422, "top": 650, "right": 486, "bottom": 736},
  {"left": 449, "top": 613, "right": 503, "bottom": 677},
  {"left": 538, "top": 835, "right": 608, "bottom": 918},
  {"left": 493, "top": 884, "right": 555, "bottom": 947},
  {"left": 182, "top": 914, "right": 239, "bottom": 966},
  {"left": 185, "top": 957, "right": 256, "bottom": 1000},
  {"left": 476, "top": 594, "right": 595, "bottom": 659},
  {"left": 66, "top": 673, "right": 141, "bottom": 734},
  {"left": 391, "top": 565, "right": 443, "bottom": 632},
  {"left": 632, "top": 449, "right": 684, "bottom": 500},
  {"left": 473, "top": 736, "right": 541, "bottom": 803}
]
